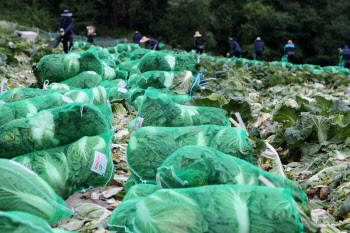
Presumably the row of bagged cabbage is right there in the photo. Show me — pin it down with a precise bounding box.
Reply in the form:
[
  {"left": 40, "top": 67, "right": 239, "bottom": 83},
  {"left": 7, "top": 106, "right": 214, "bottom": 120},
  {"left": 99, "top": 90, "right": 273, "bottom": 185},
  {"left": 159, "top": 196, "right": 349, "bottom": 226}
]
[
  {"left": 0, "top": 46, "right": 202, "bottom": 231},
  {"left": 83, "top": 48, "right": 311, "bottom": 232}
]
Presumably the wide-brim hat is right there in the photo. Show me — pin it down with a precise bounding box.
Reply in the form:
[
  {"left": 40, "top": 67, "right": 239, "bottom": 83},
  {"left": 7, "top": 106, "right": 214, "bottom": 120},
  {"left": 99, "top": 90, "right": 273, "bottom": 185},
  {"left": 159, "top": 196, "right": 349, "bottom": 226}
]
[
  {"left": 193, "top": 31, "right": 202, "bottom": 37},
  {"left": 288, "top": 40, "right": 293, "bottom": 43},
  {"left": 61, "top": 10, "right": 73, "bottom": 17},
  {"left": 256, "top": 37, "right": 261, "bottom": 40},
  {"left": 140, "top": 36, "right": 150, "bottom": 43},
  {"left": 135, "top": 31, "right": 139, "bottom": 34}
]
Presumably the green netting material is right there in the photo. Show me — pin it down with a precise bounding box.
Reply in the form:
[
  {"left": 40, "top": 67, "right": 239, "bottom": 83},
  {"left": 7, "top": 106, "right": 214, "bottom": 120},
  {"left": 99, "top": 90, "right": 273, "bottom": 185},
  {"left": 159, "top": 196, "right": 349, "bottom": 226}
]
[
  {"left": 123, "top": 184, "right": 158, "bottom": 202},
  {"left": 56, "top": 71, "right": 102, "bottom": 89},
  {"left": 97, "top": 49, "right": 112, "bottom": 60},
  {"left": 138, "top": 52, "right": 198, "bottom": 75},
  {"left": 0, "top": 159, "right": 73, "bottom": 224},
  {"left": 130, "top": 48, "right": 152, "bottom": 60},
  {"left": 126, "top": 125, "right": 252, "bottom": 183},
  {"left": 0, "top": 92, "right": 84, "bottom": 125},
  {"left": 13, "top": 132, "right": 114, "bottom": 198},
  {"left": 0, "top": 88, "right": 93, "bottom": 103},
  {"left": 119, "top": 60, "right": 140, "bottom": 73},
  {"left": 133, "top": 70, "right": 195, "bottom": 94},
  {"left": 156, "top": 145, "right": 305, "bottom": 203},
  {"left": 117, "top": 44, "right": 140, "bottom": 53},
  {"left": 99, "top": 79, "right": 127, "bottom": 89},
  {"left": 114, "top": 185, "right": 303, "bottom": 233},
  {"left": 39, "top": 47, "right": 103, "bottom": 83},
  {"left": 109, "top": 197, "right": 143, "bottom": 233},
  {"left": 106, "top": 86, "right": 131, "bottom": 102},
  {"left": 130, "top": 65, "right": 138, "bottom": 76},
  {"left": 269, "top": 61, "right": 293, "bottom": 68},
  {"left": 127, "top": 74, "right": 139, "bottom": 88},
  {"left": 0, "top": 103, "right": 111, "bottom": 159},
  {"left": 133, "top": 88, "right": 229, "bottom": 129},
  {"left": 115, "top": 70, "right": 128, "bottom": 80},
  {"left": 102, "top": 63, "right": 117, "bottom": 80}
]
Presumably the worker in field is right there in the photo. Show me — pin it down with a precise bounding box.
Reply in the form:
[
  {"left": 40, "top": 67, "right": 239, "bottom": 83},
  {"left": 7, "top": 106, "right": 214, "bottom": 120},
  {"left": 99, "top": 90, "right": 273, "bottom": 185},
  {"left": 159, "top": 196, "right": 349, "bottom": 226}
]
[
  {"left": 227, "top": 37, "right": 241, "bottom": 58},
  {"left": 84, "top": 26, "right": 96, "bottom": 43},
  {"left": 284, "top": 40, "right": 295, "bottom": 63},
  {"left": 59, "top": 10, "right": 74, "bottom": 54},
  {"left": 134, "top": 31, "right": 142, "bottom": 45},
  {"left": 193, "top": 31, "right": 205, "bottom": 54},
  {"left": 255, "top": 37, "right": 264, "bottom": 61},
  {"left": 140, "top": 36, "right": 159, "bottom": 50},
  {"left": 341, "top": 46, "right": 350, "bottom": 69}
]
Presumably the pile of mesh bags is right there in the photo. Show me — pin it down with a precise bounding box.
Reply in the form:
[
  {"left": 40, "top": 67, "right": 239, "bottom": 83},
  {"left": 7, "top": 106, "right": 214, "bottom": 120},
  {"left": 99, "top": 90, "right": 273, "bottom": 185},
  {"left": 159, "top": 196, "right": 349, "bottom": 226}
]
[
  {"left": 0, "top": 103, "right": 111, "bottom": 159},
  {"left": 39, "top": 47, "right": 103, "bottom": 83},
  {"left": 138, "top": 52, "right": 198, "bottom": 75},
  {"left": 126, "top": 125, "right": 253, "bottom": 185},
  {"left": 130, "top": 88, "right": 229, "bottom": 129},
  {"left": 13, "top": 132, "right": 114, "bottom": 198},
  {"left": 109, "top": 185, "right": 303, "bottom": 233},
  {"left": 119, "top": 59, "right": 140, "bottom": 73},
  {"left": 48, "top": 71, "right": 102, "bottom": 89}
]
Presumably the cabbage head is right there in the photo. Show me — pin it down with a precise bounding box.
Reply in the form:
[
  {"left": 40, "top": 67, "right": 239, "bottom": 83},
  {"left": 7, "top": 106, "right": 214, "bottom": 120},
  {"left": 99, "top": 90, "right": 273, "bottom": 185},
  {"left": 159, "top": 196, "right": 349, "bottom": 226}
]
[{"left": 63, "top": 53, "right": 80, "bottom": 79}]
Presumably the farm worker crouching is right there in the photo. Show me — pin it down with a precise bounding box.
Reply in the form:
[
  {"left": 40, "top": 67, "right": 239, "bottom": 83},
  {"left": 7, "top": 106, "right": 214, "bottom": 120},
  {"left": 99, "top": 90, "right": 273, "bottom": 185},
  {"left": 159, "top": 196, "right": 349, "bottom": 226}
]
[
  {"left": 59, "top": 10, "right": 74, "bottom": 54},
  {"left": 255, "top": 37, "right": 264, "bottom": 61},
  {"left": 134, "top": 31, "right": 142, "bottom": 45},
  {"left": 227, "top": 37, "right": 241, "bottom": 58},
  {"left": 284, "top": 40, "right": 295, "bottom": 63},
  {"left": 341, "top": 46, "right": 350, "bottom": 69},
  {"left": 140, "top": 36, "right": 159, "bottom": 50},
  {"left": 193, "top": 31, "right": 205, "bottom": 55},
  {"left": 84, "top": 26, "right": 96, "bottom": 43}
]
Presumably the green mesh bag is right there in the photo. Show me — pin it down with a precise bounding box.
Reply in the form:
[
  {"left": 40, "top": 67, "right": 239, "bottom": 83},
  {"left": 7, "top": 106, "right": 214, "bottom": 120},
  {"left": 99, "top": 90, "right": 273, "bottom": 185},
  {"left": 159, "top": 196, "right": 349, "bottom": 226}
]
[
  {"left": 102, "top": 63, "right": 117, "bottom": 80},
  {"left": 101, "top": 59, "right": 118, "bottom": 69},
  {"left": 119, "top": 60, "right": 140, "bottom": 73},
  {"left": 248, "top": 60, "right": 263, "bottom": 66},
  {"left": 134, "top": 70, "right": 195, "bottom": 94},
  {"left": 133, "top": 88, "right": 229, "bottom": 129},
  {"left": 127, "top": 74, "right": 139, "bottom": 87},
  {"left": 115, "top": 70, "right": 128, "bottom": 80},
  {"left": 13, "top": 132, "right": 114, "bottom": 198},
  {"left": 99, "top": 79, "right": 127, "bottom": 89},
  {"left": 0, "top": 159, "right": 73, "bottom": 224},
  {"left": 123, "top": 184, "right": 158, "bottom": 201},
  {"left": 0, "top": 103, "right": 111, "bottom": 159},
  {"left": 138, "top": 52, "right": 198, "bottom": 75},
  {"left": 156, "top": 145, "right": 305, "bottom": 203},
  {"left": 39, "top": 47, "right": 103, "bottom": 83},
  {"left": 91, "top": 86, "right": 108, "bottom": 105},
  {"left": 0, "top": 92, "right": 85, "bottom": 125},
  {"left": 117, "top": 43, "right": 140, "bottom": 53},
  {"left": 126, "top": 125, "right": 252, "bottom": 183},
  {"left": 130, "top": 48, "right": 152, "bottom": 60},
  {"left": 338, "top": 68, "right": 350, "bottom": 75},
  {"left": 97, "top": 49, "right": 112, "bottom": 60},
  {"left": 0, "top": 211, "right": 63, "bottom": 233},
  {"left": 302, "top": 64, "right": 321, "bottom": 70},
  {"left": 235, "top": 58, "right": 250, "bottom": 67},
  {"left": 109, "top": 197, "right": 143, "bottom": 233},
  {"left": 107, "top": 46, "right": 118, "bottom": 54},
  {"left": 128, "top": 185, "right": 303, "bottom": 233},
  {"left": 130, "top": 64, "right": 138, "bottom": 76},
  {"left": 323, "top": 66, "right": 341, "bottom": 73},
  {"left": 0, "top": 88, "right": 93, "bottom": 104},
  {"left": 117, "top": 51, "right": 132, "bottom": 62},
  {"left": 269, "top": 61, "right": 292, "bottom": 68},
  {"left": 106, "top": 86, "right": 131, "bottom": 102},
  {"left": 51, "top": 71, "right": 102, "bottom": 89}
]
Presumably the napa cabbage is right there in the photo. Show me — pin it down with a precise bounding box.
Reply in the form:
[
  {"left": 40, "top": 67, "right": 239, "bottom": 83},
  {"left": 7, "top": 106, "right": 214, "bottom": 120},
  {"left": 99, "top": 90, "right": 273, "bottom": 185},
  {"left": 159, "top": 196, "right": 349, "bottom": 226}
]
[{"left": 63, "top": 53, "right": 80, "bottom": 79}]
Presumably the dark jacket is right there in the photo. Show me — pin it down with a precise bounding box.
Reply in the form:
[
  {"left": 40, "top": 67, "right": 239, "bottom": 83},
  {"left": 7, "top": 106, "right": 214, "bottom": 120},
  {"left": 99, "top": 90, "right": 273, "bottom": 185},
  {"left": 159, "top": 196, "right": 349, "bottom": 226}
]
[
  {"left": 229, "top": 40, "right": 241, "bottom": 53},
  {"left": 133, "top": 33, "right": 142, "bottom": 44},
  {"left": 194, "top": 37, "right": 205, "bottom": 47},
  {"left": 284, "top": 44, "right": 295, "bottom": 55},
  {"left": 255, "top": 40, "right": 264, "bottom": 52},
  {"left": 342, "top": 46, "right": 350, "bottom": 61},
  {"left": 147, "top": 39, "right": 158, "bottom": 49},
  {"left": 59, "top": 17, "right": 74, "bottom": 38}
]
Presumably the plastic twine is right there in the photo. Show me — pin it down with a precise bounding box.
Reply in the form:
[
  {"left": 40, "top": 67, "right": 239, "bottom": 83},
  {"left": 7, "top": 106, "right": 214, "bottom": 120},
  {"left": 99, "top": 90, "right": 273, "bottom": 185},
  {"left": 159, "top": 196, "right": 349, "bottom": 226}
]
[{"left": 43, "top": 80, "right": 49, "bottom": 89}]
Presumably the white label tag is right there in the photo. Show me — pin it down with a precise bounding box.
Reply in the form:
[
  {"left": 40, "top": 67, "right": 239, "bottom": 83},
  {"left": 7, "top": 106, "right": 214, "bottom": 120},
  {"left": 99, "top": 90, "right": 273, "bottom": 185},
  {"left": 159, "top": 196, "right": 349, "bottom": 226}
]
[
  {"left": 137, "top": 69, "right": 141, "bottom": 76},
  {"left": 91, "top": 151, "right": 108, "bottom": 176},
  {"left": 118, "top": 80, "right": 127, "bottom": 88},
  {"left": 87, "top": 71, "right": 97, "bottom": 75},
  {"left": 111, "top": 54, "right": 115, "bottom": 59},
  {"left": 10, "top": 160, "right": 38, "bottom": 177},
  {"left": 117, "top": 87, "right": 127, "bottom": 93},
  {"left": 61, "top": 95, "right": 74, "bottom": 103},
  {"left": 135, "top": 117, "right": 144, "bottom": 130},
  {"left": 102, "top": 61, "right": 107, "bottom": 66}
]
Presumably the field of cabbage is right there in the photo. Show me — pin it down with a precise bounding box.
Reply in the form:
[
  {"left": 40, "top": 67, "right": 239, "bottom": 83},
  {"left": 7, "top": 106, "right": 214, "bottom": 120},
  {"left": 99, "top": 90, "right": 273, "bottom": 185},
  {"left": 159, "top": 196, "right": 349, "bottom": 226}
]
[{"left": 1, "top": 32, "right": 350, "bottom": 232}]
